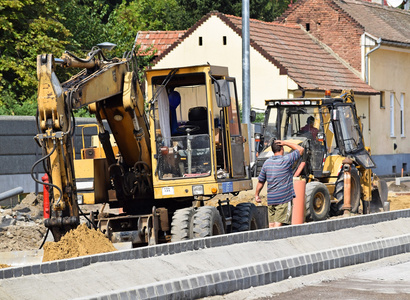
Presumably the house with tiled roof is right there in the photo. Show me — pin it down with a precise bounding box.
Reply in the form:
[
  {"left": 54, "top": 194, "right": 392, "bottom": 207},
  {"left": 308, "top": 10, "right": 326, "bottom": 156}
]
[
  {"left": 136, "top": 31, "right": 186, "bottom": 57},
  {"left": 277, "top": 0, "right": 410, "bottom": 175},
  {"left": 152, "top": 12, "right": 377, "bottom": 102}
]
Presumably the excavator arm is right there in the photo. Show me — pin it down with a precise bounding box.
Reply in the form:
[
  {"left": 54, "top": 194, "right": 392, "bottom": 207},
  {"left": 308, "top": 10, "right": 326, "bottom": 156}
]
[{"left": 35, "top": 49, "right": 151, "bottom": 241}]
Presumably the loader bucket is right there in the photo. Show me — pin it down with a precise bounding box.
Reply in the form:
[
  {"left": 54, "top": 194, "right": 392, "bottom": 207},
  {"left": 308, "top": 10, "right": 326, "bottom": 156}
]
[{"left": 370, "top": 179, "right": 389, "bottom": 213}]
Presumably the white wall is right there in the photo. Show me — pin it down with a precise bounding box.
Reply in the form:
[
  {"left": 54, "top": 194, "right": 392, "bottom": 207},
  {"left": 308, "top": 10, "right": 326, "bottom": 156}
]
[
  {"left": 153, "top": 15, "right": 296, "bottom": 110},
  {"left": 368, "top": 46, "right": 410, "bottom": 156}
]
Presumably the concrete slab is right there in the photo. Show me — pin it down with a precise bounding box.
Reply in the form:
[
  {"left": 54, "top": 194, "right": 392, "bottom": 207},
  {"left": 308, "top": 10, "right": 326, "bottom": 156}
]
[{"left": 0, "top": 216, "right": 409, "bottom": 299}]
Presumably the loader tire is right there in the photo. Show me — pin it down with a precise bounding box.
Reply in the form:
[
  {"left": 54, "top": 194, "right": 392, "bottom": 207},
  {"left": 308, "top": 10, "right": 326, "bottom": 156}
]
[
  {"left": 171, "top": 207, "right": 196, "bottom": 242},
  {"left": 232, "top": 203, "right": 259, "bottom": 232},
  {"left": 305, "top": 182, "right": 330, "bottom": 221},
  {"left": 332, "top": 167, "right": 361, "bottom": 215},
  {"left": 193, "top": 206, "right": 224, "bottom": 238}
]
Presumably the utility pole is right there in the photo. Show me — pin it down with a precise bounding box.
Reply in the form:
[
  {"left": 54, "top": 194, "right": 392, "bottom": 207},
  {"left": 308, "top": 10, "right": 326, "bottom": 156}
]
[{"left": 242, "top": 0, "right": 252, "bottom": 168}]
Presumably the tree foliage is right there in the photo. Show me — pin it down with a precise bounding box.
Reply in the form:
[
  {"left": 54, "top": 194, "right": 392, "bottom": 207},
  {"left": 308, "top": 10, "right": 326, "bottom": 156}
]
[
  {"left": 105, "top": 0, "right": 186, "bottom": 57},
  {"left": 0, "top": 0, "right": 293, "bottom": 116},
  {"left": 0, "top": 0, "right": 72, "bottom": 115}
]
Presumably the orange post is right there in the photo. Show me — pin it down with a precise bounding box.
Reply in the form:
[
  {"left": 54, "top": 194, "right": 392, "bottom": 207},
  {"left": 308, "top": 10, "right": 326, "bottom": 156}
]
[
  {"left": 41, "top": 174, "right": 50, "bottom": 219},
  {"left": 342, "top": 158, "right": 353, "bottom": 216},
  {"left": 292, "top": 177, "right": 306, "bottom": 224}
]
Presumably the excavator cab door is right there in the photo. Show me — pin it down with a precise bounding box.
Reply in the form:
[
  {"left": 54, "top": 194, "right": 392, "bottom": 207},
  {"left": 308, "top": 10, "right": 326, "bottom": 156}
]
[
  {"left": 217, "top": 78, "right": 245, "bottom": 178},
  {"left": 332, "top": 104, "right": 376, "bottom": 169}
]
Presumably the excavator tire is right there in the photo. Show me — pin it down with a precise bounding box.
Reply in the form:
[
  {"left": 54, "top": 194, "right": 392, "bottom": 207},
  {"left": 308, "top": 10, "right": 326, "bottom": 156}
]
[
  {"left": 305, "top": 182, "right": 331, "bottom": 221},
  {"left": 332, "top": 168, "right": 361, "bottom": 215},
  {"left": 232, "top": 203, "right": 259, "bottom": 232},
  {"left": 171, "top": 207, "right": 196, "bottom": 242},
  {"left": 193, "top": 206, "right": 224, "bottom": 238}
]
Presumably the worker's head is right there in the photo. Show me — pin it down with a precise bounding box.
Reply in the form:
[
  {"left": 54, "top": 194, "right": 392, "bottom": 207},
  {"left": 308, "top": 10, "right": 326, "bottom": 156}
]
[
  {"left": 271, "top": 139, "right": 283, "bottom": 154},
  {"left": 307, "top": 116, "right": 315, "bottom": 125}
]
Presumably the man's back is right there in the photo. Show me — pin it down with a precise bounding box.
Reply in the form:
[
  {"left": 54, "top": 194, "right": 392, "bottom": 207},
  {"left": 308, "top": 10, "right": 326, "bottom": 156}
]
[{"left": 258, "top": 150, "right": 300, "bottom": 205}]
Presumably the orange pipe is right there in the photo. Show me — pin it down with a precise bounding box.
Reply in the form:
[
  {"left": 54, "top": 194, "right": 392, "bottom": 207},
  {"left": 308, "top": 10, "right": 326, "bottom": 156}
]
[
  {"left": 342, "top": 158, "right": 353, "bottom": 214},
  {"left": 292, "top": 177, "right": 306, "bottom": 225},
  {"left": 294, "top": 162, "right": 306, "bottom": 177}
]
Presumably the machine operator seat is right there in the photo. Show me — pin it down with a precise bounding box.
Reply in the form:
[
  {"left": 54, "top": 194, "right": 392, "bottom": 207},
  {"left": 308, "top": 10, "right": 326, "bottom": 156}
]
[{"left": 187, "top": 106, "right": 208, "bottom": 134}]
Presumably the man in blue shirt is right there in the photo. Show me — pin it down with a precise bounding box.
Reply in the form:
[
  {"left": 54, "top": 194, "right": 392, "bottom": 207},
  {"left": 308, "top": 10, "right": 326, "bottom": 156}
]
[{"left": 255, "top": 139, "right": 304, "bottom": 228}]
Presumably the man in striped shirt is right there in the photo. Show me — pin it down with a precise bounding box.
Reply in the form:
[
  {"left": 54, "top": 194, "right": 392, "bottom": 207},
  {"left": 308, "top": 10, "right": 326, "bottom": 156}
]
[{"left": 255, "top": 139, "right": 304, "bottom": 228}]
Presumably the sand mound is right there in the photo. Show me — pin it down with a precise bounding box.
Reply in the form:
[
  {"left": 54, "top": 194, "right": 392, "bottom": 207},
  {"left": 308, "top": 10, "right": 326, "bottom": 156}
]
[
  {"left": 0, "top": 264, "right": 11, "bottom": 269},
  {"left": 42, "top": 224, "right": 116, "bottom": 262}
]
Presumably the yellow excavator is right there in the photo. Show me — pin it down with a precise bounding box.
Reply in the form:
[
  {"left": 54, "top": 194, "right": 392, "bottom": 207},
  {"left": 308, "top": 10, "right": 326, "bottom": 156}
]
[{"left": 33, "top": 47, "right": 265, "bottom": 245}]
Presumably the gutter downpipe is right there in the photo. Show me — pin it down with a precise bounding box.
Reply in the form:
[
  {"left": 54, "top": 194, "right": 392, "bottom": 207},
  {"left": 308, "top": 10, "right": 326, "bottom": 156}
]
[{"left": 365, "top": 38, "right": 382, "bottom": 84}]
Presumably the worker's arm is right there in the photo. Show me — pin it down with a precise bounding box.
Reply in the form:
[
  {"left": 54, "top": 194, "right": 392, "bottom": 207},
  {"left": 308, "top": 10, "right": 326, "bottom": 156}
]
[
  {"left": 276, "top": 140, "right": 304, "bottom": 156},
  {"left": 255, "top": 180, "right": 265, "bottom": 203}
]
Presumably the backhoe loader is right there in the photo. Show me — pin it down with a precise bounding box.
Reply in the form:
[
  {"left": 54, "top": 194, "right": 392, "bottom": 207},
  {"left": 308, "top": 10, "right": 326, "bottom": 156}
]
[
  {"left": 253, "top": 91, "right": 389, "bottom": 221},
  {"left": 33, "top": 48, "right": 265, "bottom": 245}
]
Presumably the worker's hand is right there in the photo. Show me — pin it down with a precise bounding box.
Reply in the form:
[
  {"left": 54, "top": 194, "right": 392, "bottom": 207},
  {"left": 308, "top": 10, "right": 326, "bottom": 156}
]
[
  {"left": 274, "top": 140, "right": 285, "bottom": 146},
  {"left": 255, "top": 195, "right": 261, "bottom": 203}
]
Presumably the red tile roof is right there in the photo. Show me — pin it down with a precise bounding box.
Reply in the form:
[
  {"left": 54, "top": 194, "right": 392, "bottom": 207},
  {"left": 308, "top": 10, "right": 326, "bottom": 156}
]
[
  {"left": 280, "top": 0, "right": 410, "bottom": 45},
  {"left": 336, "top": 0, "right": 410, "bottom": 44},
  {"left": 223, "top": 14, "right": 378, "bottom": 94},
  {"left": 136, "top": 31, "right": 186, "bottom": 56}
]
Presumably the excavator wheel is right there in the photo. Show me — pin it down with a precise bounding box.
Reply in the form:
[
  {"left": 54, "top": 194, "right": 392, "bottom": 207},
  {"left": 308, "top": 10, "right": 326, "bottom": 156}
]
[
  {"left": 305, "top": 182, "right": 331, "bottom": 221},
  {"left": 170, "top": 207, "right": 196, "bottom": 242},
  {"left": 332, "top": 168, "right": 361, "bottom": 215},
  {"left": 232, "top": 203, "right": 259, "bottom": 232},
  {"left": 193, "top": 206, "right": 225, "bottom": 238}
]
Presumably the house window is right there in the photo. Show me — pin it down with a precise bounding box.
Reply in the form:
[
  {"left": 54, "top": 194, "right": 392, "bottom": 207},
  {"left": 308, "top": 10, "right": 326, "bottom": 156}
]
[
  {"left": 401, "top": 93, "right": 405, "bottom": 137},
  {"left": 199, "top": 36, "right": 203, "bottom": 46},
  {"left": 390, "top": 92, "right": 395, "bottom": 137},
  {"left": 306, "top": 23, "right": 310, "bottom": 31},
  {"left": 380, "top": 91, "right": 385, "bottom": 108},
  {"left": 223, "top": 36, "right": 227, "bottom": 45}
]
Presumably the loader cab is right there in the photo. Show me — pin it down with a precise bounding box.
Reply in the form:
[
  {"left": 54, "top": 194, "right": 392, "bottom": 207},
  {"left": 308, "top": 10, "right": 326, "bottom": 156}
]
[
  {"left": 277, "top": 104, "right": 328, "bottom": 177},
  {"left": 146, "top": 65, "right": 251, "bottom": 200}
]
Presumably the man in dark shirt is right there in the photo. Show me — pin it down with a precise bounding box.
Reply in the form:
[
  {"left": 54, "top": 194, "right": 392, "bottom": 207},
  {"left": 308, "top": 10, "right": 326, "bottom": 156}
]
[{"left": 255, "top": 139, "right": 304, "bottom": 227}]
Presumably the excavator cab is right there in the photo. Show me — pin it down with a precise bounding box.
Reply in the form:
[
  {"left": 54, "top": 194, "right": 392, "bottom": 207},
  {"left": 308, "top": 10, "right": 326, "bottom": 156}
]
[{"left": 146, "top": 66, "right": 252, "bottom": 201}]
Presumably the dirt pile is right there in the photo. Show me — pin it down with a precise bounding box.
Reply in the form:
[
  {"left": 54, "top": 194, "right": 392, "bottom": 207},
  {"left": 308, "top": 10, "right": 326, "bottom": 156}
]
[
  {"left": 42, "top": 223, "right": 116, "bottom": 262},
  {"left": 0, "top": 193, "right": 47, "bottom": 252}
]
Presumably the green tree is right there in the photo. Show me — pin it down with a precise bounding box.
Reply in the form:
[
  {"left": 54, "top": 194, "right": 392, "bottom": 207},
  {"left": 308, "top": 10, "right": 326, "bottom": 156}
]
[
  {"left": 59, "top": 0, "right": 111, "bottom": 51},
  {"left": 177, "top": 0, "right": 294, "bottom": 27},
  {"left": 105, "top": 0, "right": 186, "bottom": 57},
  {"left": 0, "top": 0, "right": 71, "bottom": 115}
]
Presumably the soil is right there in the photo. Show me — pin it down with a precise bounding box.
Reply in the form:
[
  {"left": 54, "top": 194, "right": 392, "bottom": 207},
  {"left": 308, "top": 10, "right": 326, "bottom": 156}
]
[
  {"left": 0, "top": 180, "right": 410, "bottom": 268},
  {"left": 42, "top": 223, "right": 116, "bottom": 262}
]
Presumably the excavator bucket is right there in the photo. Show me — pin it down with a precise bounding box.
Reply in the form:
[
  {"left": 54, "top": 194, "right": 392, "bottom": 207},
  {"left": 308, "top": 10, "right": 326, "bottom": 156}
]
[{"left": 370, "top": 179, "right": 389, "bottom": 213}]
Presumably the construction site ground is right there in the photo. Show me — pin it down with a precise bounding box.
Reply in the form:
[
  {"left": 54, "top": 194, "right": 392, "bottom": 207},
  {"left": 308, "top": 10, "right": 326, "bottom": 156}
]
[
  {"left": 1, "top": 178, "right": 409, "bottom": 254},
  {"left": 0, "top": 178, "right": 410, "bottom": 299}
]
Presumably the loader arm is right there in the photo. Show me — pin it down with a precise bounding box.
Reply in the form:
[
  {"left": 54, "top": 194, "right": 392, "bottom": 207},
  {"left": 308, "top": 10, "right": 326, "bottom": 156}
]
[{"left": 35, "top": 50, "right": 151, "bottom": 241}]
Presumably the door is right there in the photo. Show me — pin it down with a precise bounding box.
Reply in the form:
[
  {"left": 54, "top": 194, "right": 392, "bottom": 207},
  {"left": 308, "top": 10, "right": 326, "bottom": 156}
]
[{"left": 226, "top": 78, "right": 245, "bottom": 178}]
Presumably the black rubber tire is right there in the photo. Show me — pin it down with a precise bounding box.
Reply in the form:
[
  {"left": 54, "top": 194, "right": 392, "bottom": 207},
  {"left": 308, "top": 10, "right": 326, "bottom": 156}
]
[
  {"left": 170, "top": 207, "right": 196, "bottom": 242},
  {"left": 305, "top": 182, "right": 331, "bottom": 221},
  {"left": 193, "top": 206, "right": 224, "bottom": 238},
  {"left": 333, "top": 167, "right": 361, "bottom": 214},
  {"left": 232, "top": 203, "right": 259, "bottom": 232}
]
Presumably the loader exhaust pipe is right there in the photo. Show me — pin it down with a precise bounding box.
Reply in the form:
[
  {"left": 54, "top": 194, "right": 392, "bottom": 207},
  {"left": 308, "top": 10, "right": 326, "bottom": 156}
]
[{"left": 342, "top": 158, "right": 353, "bottom": 216}]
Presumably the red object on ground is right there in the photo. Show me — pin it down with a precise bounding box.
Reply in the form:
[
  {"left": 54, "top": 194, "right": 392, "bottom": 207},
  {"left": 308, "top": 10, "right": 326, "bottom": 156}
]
[
  {"left": 292, "top": 177, "right": 306, "bottom": 225},
  {"left": 41, "top": 174, "right": 50, "bottom": 219}
]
